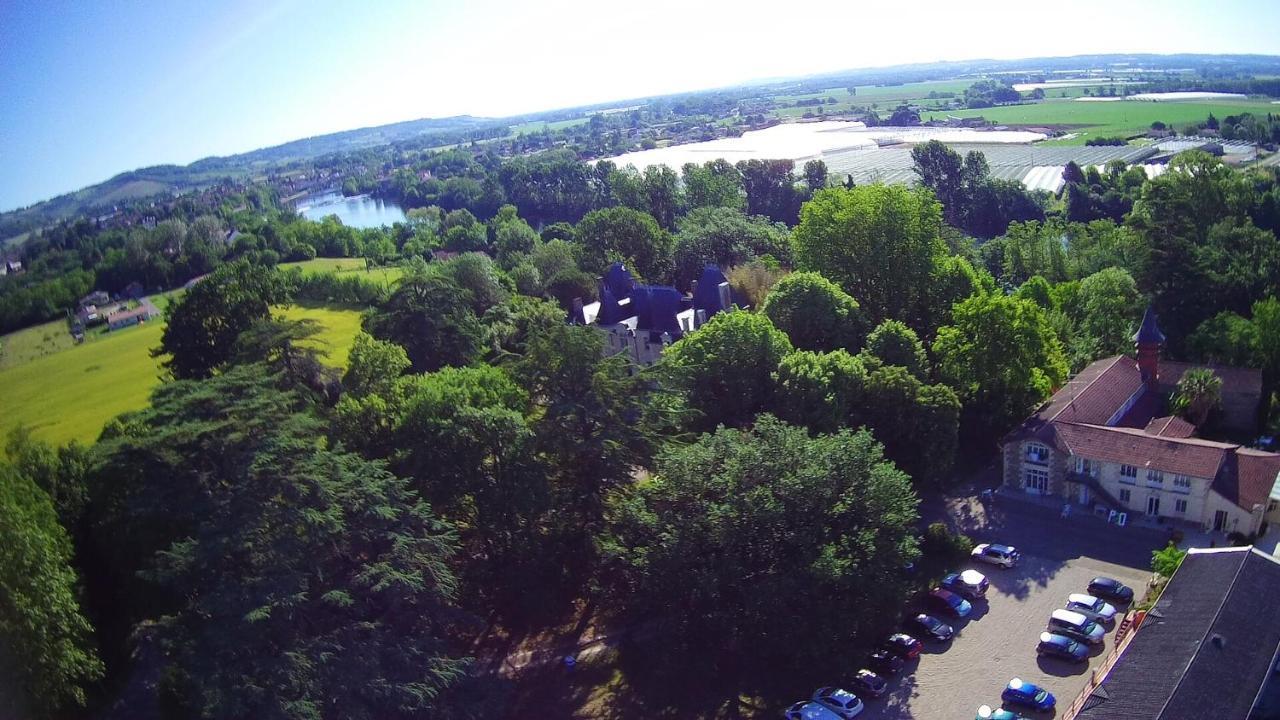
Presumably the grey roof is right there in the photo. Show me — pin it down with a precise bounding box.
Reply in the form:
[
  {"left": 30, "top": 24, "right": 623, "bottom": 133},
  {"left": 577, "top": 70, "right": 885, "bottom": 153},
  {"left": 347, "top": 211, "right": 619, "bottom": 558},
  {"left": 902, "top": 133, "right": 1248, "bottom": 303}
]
[{"left": 1074, "top": 547, "right": 1280, "bottom": 720}]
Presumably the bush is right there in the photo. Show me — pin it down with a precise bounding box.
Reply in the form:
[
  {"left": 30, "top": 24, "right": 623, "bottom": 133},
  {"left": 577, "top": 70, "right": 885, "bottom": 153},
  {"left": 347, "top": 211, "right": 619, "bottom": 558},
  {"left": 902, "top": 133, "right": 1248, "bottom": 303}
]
[{"left": 921, "top": 521, "right": 974, "bottom": 562}]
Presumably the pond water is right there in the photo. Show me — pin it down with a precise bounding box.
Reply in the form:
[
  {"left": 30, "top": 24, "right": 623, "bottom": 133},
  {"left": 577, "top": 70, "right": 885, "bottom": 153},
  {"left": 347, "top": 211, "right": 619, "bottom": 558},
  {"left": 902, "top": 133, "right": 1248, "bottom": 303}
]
[{"left": 296, "top": 190, "right": 406, "bottom": 228}]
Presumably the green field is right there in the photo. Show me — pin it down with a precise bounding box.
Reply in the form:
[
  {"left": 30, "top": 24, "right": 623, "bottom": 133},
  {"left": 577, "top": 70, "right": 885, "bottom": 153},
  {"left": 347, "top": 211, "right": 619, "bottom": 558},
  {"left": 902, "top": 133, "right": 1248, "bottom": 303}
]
[
  {"left": 923, "top": 98, "right": 1277, "bottom": 144},
  {"left": 279, "top": 257, "right": 404, "bottom": 284},
  {"left": 508, "top": 117, "right": 591, "bottom": 135},
  {"left": 771, "top": 80, "right": 974, "bottom": 118},
  {"left": 0, "top": 302, "right": 364, "bottom": 452}
]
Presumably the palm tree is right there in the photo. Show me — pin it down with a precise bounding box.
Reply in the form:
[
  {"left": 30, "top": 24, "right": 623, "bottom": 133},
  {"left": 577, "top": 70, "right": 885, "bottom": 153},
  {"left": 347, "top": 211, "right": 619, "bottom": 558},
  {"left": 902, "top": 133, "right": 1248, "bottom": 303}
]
[{"left": 1171, "top": 367, "right": 1223, "bottom": 427}]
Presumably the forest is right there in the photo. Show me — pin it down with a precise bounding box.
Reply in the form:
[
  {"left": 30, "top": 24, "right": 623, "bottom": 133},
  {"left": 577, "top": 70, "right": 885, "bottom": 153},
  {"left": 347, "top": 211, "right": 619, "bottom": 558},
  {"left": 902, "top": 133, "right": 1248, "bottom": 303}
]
[{"left": 4, "top": 135, "right": 1280, "bottom": 718}]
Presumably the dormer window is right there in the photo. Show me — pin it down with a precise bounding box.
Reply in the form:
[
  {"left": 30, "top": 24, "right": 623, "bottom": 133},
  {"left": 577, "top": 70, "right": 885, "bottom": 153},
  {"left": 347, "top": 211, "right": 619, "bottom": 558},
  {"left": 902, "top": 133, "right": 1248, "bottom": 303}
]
[{"left": 1026, "top": 443, "right": 1049, "bottom": 465}]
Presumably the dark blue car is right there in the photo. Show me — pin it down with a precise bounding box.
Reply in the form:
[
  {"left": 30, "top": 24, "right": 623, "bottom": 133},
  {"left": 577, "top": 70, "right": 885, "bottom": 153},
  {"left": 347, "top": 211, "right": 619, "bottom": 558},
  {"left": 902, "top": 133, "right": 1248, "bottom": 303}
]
[
  {"left": 1036, "top": 632, "right": 1089, "bottom": 663},
  {"left": 1001, "top": 678, "right": 1055, "bottom": 712}
]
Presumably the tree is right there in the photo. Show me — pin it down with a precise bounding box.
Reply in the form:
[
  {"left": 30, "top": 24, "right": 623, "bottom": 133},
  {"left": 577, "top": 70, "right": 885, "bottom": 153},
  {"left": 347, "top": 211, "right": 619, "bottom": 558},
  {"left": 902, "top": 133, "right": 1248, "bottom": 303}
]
[
  {"left": 601, "top": 416, "right": 919, "bottom": 691},
  {"left": 156, "top": 260, "right": 289, "bottom": 379},
  {"left": 671, "top": 207, "right": 791, "bottom": 288},
  {"left": 1063, "top": 161, "right": 1086, "bottom": 185},
  {"left": 343, "top": 331, "right": 411, "bottom": 397},
  {"left": 1171, "top": 367, "right": 1223, "bottom": 428},
  {"left": 1187, "top": 311, "right": 1259, "bottom": 368},
  {"left": 773, "top": 349, "right": 868, "bottom": 433},
  {"left": 365, "top": 266, "right": 483, "bottom": 372},
  {"left": 1077, "top": 267, "right": 1142, "bottom": 358},
  {"left": 574, "top": 207, "right": 674, "bottom": 283},
  {"left": 642, "top": 164, "right": 686, "bottom": 230},
  {"left": 933, "top": 293, "right": 1068, "bottom": 442},
  {"left": 737, "top": 159, "right": 803, "bottom": 224},
  {"left": 0, "top": 462, "right": 103, "bottom": 718},
  {"left": 86, "top": 368, "right": 467, "bottom": 719},
  {"left": 682, "top": 159, "right": 745, "bottom": 211},
  {"left": 803, "top": 159, "right": 829, "bottom": 193},
  {"left": 1151, "top": 542, "right": 1187, "bottom": 578},
  {"left": 761, "top": 271, "right": 868, "bottom": 352},
  {"left": 663, "top": 310, "right": 793, "bottom": 431},
  {"left": 863, "top": 319, "right": 928, "bottom": 379},
  {"left": 791, "top": 185, "right": 946, "bottom": 326}
]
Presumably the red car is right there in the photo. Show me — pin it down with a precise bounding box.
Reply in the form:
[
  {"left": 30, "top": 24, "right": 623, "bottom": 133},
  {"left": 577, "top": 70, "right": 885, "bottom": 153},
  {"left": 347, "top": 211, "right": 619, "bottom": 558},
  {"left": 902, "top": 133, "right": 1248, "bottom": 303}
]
[{"left": 881, "top": 633, "right": 923, "bottom": 659}]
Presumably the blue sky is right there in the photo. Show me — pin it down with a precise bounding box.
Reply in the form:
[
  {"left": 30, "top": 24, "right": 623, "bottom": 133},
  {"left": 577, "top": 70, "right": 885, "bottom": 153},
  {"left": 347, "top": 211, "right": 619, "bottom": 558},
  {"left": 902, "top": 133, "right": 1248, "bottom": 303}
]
[{"left": 1, "top": 0, "right": 1278, "bottom": 211}]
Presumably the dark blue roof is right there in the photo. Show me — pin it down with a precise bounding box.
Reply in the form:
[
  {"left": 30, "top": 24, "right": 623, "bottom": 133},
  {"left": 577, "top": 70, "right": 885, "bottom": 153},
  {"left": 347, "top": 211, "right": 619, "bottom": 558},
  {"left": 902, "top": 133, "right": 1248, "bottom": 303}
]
[
  {"left": 1133, "top": 306, "right": 1166, "bottom": 344},
  {"left": 692, "top": 265, "right": 733, "bottom": 316},
  {"left": 602, "top": 262, "right": 635, "bottom": 300},
  {"left": 630, "top": 285, "right": 686, "bottom": 338}
]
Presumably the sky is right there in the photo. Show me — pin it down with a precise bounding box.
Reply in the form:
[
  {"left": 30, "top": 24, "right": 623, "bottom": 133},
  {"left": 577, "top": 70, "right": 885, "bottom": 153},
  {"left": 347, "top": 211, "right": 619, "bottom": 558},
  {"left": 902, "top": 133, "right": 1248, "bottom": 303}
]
[{"left": 1, "top": 0, "right": 1278, "bottom": 211}]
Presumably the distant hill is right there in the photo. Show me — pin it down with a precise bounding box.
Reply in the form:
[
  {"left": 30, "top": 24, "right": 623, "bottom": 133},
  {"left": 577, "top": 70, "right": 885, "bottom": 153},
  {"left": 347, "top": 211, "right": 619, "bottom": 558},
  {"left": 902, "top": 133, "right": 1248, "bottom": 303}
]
[
  {"left": 6, "top": 52, "right": 1280, "bottom": 243},
  {"left": 0, "top": 115, "right": 507, "bottom": 240}
]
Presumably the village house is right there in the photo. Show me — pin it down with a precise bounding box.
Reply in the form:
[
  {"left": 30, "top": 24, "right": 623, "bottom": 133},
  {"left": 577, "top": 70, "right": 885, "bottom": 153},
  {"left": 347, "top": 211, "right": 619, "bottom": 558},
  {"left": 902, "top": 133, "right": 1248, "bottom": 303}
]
[
  {"left": 1001, "top": 308, "right": 1280, "bottom": 537},
  {"left": 570, "top": 262, "right": 735, "bottom": 366},
  {"left": 106, "top": 301, "right": 160, "bottom": 331}
]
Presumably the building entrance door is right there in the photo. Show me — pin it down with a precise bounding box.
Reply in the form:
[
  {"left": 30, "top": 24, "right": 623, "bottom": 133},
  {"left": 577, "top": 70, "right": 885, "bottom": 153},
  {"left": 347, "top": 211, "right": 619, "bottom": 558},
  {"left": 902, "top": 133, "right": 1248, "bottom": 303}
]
[
  {"left": 1025, "top": 468, "right": 1048, "bottom": 494},
  {"left": 1214, "top": 510, "right": 1229, "bottom": 532},
  {"left": 1147, "top": 496, "right": 1161, "bottom": 516}
]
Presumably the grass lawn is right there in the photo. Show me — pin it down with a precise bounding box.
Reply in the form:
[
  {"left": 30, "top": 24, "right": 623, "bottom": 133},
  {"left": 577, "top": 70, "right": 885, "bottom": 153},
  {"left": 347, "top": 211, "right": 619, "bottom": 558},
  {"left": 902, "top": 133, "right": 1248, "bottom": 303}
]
[
  {"left": 923, "top": 98, "right": 1277, "bottom": 143},
  {"left": 278, "top": 302, "right": 366, "bottom": 369},
  {"left": 279, "top": 257, "right": 404, "bottom": 285},
  {"left": 509, "top": 117, "right": 590, "bottom": 135},
  {"left": 0, "top": 302, "right": 365, "bottom": 453}
]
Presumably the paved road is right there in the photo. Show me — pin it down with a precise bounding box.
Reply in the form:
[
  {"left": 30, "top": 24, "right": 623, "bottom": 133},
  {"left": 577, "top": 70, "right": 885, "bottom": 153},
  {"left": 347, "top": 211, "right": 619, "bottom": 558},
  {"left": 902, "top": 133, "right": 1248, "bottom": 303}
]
[{"left": 854, "top": 494, "right": 1163, "bottom": 720}]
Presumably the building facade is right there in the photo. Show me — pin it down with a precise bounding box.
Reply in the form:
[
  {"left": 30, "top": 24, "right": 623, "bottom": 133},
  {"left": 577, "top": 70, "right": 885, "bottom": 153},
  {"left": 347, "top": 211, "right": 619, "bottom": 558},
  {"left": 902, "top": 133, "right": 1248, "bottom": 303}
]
[{"left": 1002, "top": 309, "right": 1280, "bottom": 537}]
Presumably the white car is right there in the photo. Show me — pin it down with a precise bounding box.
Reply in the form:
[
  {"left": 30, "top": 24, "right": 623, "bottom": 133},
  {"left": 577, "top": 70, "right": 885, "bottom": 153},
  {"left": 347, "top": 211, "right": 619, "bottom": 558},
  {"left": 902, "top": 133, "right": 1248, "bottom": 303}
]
[
  {"left": 812, "top": 687, "right": 865, "bottom": 718},
  {"left": 785, "top": 700, "right": 845, "bottom": 720},
  {"left": 971, "top": 543, "right": 1020, "bottom": 568},
  {"left": 1066, "top": 593, "right": 1117, "bottom": 624}
]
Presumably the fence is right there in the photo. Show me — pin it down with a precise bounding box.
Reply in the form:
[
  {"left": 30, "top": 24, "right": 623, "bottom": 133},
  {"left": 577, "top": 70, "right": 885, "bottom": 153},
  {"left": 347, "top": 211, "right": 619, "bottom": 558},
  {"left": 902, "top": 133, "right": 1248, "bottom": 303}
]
[{"left": 1060, "top": 609, "right": 1146, "bottom": 719}]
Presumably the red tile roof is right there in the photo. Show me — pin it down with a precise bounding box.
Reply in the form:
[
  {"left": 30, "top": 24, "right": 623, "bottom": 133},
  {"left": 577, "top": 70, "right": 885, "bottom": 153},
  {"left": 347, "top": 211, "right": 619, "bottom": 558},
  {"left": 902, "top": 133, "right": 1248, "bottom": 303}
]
[
  {"left": 1160, "top": 360, "right": 1262, "bottom": 397},
  {"left": 1053, "top": 422, "right": 1233, "bottom": 480},
  {"left": 1230, "top": 450, "right": 1280, "bottom": 510},
  {"left": 1144, "top": 415, "right": 1197, "bottom": 438}
]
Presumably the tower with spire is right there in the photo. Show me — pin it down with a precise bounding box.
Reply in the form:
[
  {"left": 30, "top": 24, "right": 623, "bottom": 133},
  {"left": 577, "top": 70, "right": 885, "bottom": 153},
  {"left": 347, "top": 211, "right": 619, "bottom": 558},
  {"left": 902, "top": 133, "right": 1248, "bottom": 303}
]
[{"left": 1133, "top": 305, "right": 1165, "bottom": 390}]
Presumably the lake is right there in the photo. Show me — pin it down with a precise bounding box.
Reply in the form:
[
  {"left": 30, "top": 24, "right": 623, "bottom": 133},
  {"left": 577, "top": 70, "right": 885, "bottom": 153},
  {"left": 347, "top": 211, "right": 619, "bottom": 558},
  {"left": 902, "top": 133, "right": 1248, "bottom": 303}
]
[{"left": 296, "top": 190, "right": 406, "bottom": 228}]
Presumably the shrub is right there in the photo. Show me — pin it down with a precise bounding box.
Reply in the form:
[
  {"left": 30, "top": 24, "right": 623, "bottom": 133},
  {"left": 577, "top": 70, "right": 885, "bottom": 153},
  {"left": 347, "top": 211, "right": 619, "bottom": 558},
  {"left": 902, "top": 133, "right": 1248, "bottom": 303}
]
[{"left": 921, "top": 521, "right": 974, "bottom": 562}]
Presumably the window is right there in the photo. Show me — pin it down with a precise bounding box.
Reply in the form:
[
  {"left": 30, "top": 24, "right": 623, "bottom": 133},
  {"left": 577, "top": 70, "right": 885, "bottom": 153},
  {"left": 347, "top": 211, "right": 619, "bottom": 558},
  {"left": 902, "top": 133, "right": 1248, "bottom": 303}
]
[
  {"left": 1146, "top": 469, "right": 1164, "bottom": 484},
  {"left": 1173, "top": 475, "right": 1193, "bottom": 491},
  {"left": 1119, "top": 464, "right": 1137, "bottom": 484},
  {"left": 1024, "top": 467, "right": 1049, "bottom": 494},
  {"left": 1119, "top": 488, "right": 1131, "bottom": 504},
  {"left": 1076, "top": 457, "right": 1096, "bottom": 477},
  {"left": 1175, "top": 499, "right": 1188, "bottom": 514},
  {"left": 1026, "top": 443, "right": 1049, "bottom": 465}
]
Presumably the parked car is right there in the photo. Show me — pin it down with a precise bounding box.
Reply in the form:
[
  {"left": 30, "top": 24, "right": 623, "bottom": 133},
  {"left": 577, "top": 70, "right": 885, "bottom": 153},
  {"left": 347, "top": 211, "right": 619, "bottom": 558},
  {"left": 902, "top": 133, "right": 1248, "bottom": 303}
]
[
  {"left": 867, "top": 649, "right": 904, "bottom": 676},
  {"left": 941, "top": 569, "right": 989, "bottom": 599},
  {"left": 1048, "top": 609, "right": 1105, "bottom": 645},
  {"left": 1036, "top": 631, "right": 1089, "bottom": 663},
  {"left": 971, "top": 543, "right": 1020, "bottom": 568},
  {"left": 849, "top": 669, "right": 887, "bottom": 699},
  {"left": 906, "top": 613, "right": 955, "bottom": 642},
  {"left": 926, "top": 588, "right": 973, "bottom": 618},
  {"left": 976, "top": 706, "right": 1030, "bottom": 720},
  {"left": 1001, "top": 677, "right": 1056, "bottom": 712},
  {"left": 1066, "top": 593, "right": 1118, "bottom": 625},
  {"left": 784, "top": 701, "right": 844, "bottom": 720},
  {"left": 1087, "top": 576, "right": 1135, "bottom": 604},
  {"left": 811, "top": 687, "right": 864, "bottom": 719},
  {"left": 881, "top": 633, "right": 923, "bottom": 659}
]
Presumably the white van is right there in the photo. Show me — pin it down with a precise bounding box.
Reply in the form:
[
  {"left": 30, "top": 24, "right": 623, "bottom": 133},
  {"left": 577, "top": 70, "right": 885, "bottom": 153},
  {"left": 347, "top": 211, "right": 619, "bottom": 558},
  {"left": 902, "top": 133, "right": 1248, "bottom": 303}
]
[{"left": 1048, "top": 608, "right": 1105, "bottom": 645}]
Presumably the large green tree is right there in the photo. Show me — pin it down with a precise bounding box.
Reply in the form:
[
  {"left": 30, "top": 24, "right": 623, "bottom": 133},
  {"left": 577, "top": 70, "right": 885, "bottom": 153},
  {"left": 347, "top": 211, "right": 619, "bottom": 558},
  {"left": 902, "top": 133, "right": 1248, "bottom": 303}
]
[
  {"left": 156, "top": 260, "right": 289, "bottom": 379},
  {"left": 791, "top": 185, "right": 946, "bottom": 326},
  {"left": 933, "top": 293, "right": 1068, "bottom": 441},
  {"left": 86, "top": 367, "right": 467, "bottom": 719},
  {"left": 365, "top": 265, "right": 484, "bottom": 372},
  {"left": 601, "top": 416, "right": 919, "bottom": 691},
  {"left": 0, "top": 463, "right": 103, "bottom": 719},
  {"left": 574, "top": 206, "right": 674, "bottom": 283},
  {"left": 671, "top": 207, "right": 791, "bottom": 288},
  {"left": 662, "top": 310, "right": 793, "bottom": 431},
  {"left": 761, "top": 271, "right": 867, "bottom": 352}
]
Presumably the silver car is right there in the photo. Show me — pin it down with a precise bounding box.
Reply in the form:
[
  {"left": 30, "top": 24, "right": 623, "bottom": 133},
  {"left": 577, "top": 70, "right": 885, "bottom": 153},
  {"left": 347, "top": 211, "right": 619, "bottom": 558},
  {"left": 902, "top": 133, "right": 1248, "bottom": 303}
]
[{"left": 1066, "top": 593, "right": 1117, "bottom": 625}]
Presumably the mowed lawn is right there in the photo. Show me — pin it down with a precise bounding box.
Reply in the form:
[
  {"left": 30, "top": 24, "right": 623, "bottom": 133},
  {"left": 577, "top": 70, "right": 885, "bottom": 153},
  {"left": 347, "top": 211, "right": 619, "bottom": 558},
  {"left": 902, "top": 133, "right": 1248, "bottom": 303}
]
[
  {"left": 279, "top": 257, "right": 404, "bottom": 285},
  {"left": 923, "top": 98, "right": 1277, "bottom": 143},
  {"left": 0, "top": 303, "right": 365, "bottom": 452}
]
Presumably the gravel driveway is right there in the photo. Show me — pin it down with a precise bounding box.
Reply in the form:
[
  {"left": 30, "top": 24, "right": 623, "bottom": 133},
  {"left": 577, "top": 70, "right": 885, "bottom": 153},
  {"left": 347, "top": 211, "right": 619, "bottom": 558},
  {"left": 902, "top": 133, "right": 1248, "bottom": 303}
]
[{"left": 855, "top": 494, "right": 1163, "bottom": 719}]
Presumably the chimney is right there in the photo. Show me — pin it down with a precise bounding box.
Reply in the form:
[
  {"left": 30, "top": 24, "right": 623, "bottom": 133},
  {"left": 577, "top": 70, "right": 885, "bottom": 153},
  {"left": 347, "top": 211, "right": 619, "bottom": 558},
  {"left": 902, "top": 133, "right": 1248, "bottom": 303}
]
[{"left": 1133, "top": 306, "right": 1166, "bottom": 390}]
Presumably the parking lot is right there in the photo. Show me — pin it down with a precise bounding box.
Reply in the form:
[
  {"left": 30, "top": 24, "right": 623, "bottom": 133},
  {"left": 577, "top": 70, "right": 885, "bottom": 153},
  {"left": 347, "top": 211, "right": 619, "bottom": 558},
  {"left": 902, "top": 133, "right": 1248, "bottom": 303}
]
[{"left": 855, "top": 493, "right": 1164, "bottom": 719}]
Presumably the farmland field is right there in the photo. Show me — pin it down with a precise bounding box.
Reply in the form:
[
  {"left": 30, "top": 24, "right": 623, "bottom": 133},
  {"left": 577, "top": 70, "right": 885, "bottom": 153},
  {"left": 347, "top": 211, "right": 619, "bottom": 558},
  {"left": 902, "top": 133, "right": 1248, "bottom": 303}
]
[
  {"left": 0, "top": 302, "right": 364, "bottom": 453},
  {"left": 923, "top": 98, "right": 1277, "bottom": 144}
]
